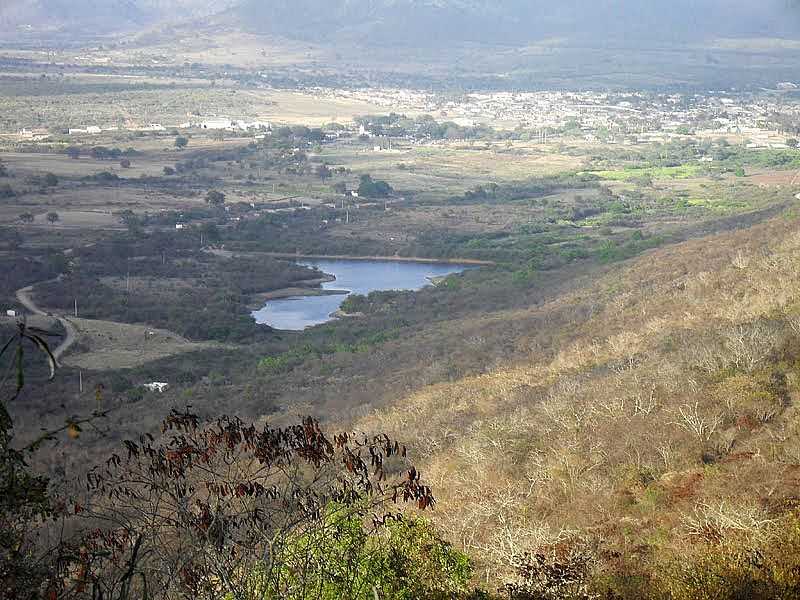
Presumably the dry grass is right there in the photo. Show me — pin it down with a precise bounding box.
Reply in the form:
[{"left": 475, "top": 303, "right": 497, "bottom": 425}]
[
  {"left": 323, "top": 141, "right": 584, "bottom": 199},
  {"left": 355, "top": 212, "right": 800, "bottom": 583},
  {"left": 0, "top": 80, "right": 386, "bottom": 132},
  {"left": 62, "top": 317, "right": 226, "bottom": 371}
]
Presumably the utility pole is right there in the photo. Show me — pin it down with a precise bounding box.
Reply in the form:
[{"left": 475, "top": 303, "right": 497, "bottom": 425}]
[
  {"left": 79, "top": 370, "right": 83, "bottom": 394},
  {"left": 74, "top": 298, "right": 78, "bottom": 317}
]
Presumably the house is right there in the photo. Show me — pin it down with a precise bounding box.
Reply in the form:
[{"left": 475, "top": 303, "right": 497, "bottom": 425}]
[
  {"left": 175, "top": 223, "right": 186, "bottom": 230},
  {"left": 6, "top": 310, "right": 17, "bottom": 317},
  {"left": 19, "top": 128, "right": 50, "bottom": 141},
  {"left": 143, "top": 382, "right": 169, "bottom": 393},
  {"left": 200, "top": 118, "right": 234, "bottom": 130},
  {"left": 86, "top": 126, "right": 102, "bottom": 134}
]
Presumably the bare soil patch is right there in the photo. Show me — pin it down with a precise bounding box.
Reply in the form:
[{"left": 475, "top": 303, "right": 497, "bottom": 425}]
[{"left": 62, "top": 318, "right": 228, "bottom": 371}]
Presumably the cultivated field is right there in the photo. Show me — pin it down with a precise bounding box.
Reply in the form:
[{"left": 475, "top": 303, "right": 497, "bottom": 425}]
[{"left": 62, "top": 317, "right": 226, "bottom": 371}]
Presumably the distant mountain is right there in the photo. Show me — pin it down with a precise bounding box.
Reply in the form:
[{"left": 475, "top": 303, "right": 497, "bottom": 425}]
[
  {"left": 1, "top": 0, "right": 798, "bottom": 49},
  {"left": 0, "top": 0, "right": 236, "bottom": 32},
  {"left": 227, "top": 0, "right": 800, "bottom": 45}
]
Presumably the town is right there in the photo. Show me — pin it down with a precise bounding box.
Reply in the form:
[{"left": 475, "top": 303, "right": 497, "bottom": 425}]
[{"left": 9, "top": 86, "right": 800, "bottom": 152}]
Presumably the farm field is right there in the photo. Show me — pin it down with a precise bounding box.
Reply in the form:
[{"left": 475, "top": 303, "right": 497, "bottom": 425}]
[{"left": 62, "top": 317, "right": 228, "bottom": 371}]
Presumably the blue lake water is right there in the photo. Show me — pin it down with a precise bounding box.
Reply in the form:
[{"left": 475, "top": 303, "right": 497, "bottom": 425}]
[{"left": 252, "top": 258, "right": 473, "bottom": 331}]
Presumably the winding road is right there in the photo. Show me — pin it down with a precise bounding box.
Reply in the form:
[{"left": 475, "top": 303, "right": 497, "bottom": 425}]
[{"left": 15, "top": 279, "right": 79, "bottom": 362}]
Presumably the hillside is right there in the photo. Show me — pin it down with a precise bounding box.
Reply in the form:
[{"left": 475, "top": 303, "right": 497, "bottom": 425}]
[
  {"left": 230, "top": 0, "right": 800, "bottom": 45},
  {"left": 354, "top": 209, "right": 800, "bottom": 593}
]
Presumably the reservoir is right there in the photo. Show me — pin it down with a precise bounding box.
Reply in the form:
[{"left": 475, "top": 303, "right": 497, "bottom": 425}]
[{"left": 252, "top": 258, "right": 473, "bottom": 331}]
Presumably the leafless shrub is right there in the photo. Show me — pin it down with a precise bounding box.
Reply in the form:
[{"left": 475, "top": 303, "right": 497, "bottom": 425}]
[
  {"left": 682, "top": 502, "right": 776, "bottom": 544},
  {"left": 502, "top": 541, "right": 599, "bottom": 600},
  {"left": 672, "top": 402, "right": 722, "bottom": 442},
  {"left": 721, "top": 321, "right": 781, "bottom": 372},
  {"left": 65, "top": 411, "right": 434, "bottom": 599},
  {"left": 481, "top": 523, "right": 575, "bottom": 574},
  {"left": 731, "top": 251, "right": 750, "bottom": 270},
  {"left": 656, "top": 442, "right": 676, "bottom": 471}
]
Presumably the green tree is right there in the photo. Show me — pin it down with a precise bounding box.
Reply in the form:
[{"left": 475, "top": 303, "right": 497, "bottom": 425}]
[
  {"left": 316, "top": 164, "right": 333, "bottom": 180},
  {"left": 205, "top": 190, "right": 226, "bottom": 207},
  {"left": 18, "top": 212, "right": 34, "bottom": 224},
  {"left": 43, "top": 172, "right": 58, "bottom": 187},
  {"left": 252, "top": 509, "right": 473, "bottom": 600},
  {"left": 199, "top": 222, "right": 221, "bottom": 243},
  {"left": 0, "top": 322, "right": 60, "bottom": 598},
  {"left": 118, "top": 209, "right": 143, "bottom": 236},
  {"left": 174, "top": 136, "right": 189, "bottom": 149},
  {"left": 46, "top": 212, "right": 59, "bottom": 224},
  {"left": 358, "top": 175, "right": 394, "bottom": 198}
]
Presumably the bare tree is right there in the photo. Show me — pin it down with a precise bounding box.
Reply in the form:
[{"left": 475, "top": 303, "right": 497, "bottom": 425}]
[{"left": 70, "top": 412, "right": 435, "bottom": 599}]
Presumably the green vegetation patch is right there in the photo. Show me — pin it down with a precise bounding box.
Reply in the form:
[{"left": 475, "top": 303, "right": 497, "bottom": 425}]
[{"left": 589, "top": 164, "right": 704, "bottom": 181}]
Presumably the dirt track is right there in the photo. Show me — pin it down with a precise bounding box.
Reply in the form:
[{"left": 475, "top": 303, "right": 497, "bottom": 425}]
[{"left": 15, "top": 279, "right": 78, "bottom": 362}]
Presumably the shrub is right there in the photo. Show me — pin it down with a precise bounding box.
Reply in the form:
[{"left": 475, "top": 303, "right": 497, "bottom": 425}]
[
  {"left": 503, "top": 543, "right": 598, "bottom": 600},
  {"left": 238, "top": 510, "right": 473, "bottom": 600},
  {"left": 73, "top": 412, "right": 436, "bottom": 599},
  {"left": 652, "top": 515, "right": 800, "bottom": 600}
]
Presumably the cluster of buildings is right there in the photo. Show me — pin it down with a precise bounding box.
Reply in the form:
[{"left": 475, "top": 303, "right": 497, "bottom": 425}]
[
  {"left": 15, "top": 85, "right": 800, "bottom": 148},
  {"left": 315, "top": 87, "right": 800, "bottom": 147},
  {"left": 16, "top": 116, "right": 271, "bottom": 141}
]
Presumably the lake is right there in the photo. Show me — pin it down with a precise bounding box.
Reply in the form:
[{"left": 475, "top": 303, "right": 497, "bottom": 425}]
[{"left": 252, "top": 258, "right": 473, "bottom": 331}]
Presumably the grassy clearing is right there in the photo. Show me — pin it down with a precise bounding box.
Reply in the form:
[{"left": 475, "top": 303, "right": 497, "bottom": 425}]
[
  {"left": 63, "top": 317, "right": 227, "bottom": 371},
  {"left": 589, "top": 164, "right": 705, "bottom": 181}
]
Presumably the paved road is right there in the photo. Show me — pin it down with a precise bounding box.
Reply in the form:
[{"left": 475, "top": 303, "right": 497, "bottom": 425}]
[{"left": 15, "top": 280, "right": 78, "bottom": 362}]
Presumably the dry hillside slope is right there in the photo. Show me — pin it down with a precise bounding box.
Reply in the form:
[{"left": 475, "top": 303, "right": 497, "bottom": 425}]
[{"left": 359, "top": 211, "right": 800, "bottom": 587}]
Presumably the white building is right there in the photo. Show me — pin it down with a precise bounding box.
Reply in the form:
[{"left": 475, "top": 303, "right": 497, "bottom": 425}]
[
  {"left": 200, "top": 118, "right": 235, "bottom": 130},
  {"left": 143, "top": 382, "right": 169, "bottom": 393}
]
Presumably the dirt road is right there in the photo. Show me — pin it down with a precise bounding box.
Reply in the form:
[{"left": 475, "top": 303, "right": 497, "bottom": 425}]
[{"left": 15, "top": 281, "right": 78, "bottom": 362}]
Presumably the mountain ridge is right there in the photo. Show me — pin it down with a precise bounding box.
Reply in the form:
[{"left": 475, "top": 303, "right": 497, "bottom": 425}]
[{"left": 2, "top": 0, "right": 798, "bottom": 47}]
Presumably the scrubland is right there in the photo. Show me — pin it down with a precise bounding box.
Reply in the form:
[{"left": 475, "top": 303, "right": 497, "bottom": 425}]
[{"left": 354, "top": 211, "right": 800, "bottom": 594}]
